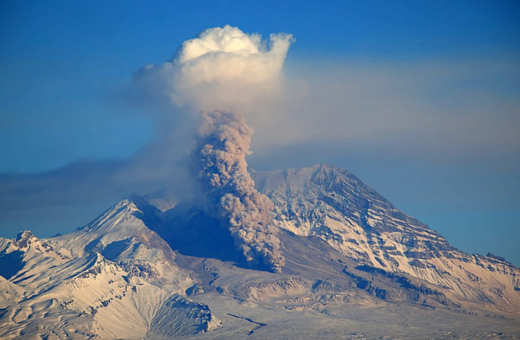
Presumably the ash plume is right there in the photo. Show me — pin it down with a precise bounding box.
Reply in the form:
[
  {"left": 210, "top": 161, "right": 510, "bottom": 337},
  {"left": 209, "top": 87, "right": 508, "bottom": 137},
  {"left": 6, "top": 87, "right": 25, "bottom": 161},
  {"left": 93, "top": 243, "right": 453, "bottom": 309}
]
[
  {"left": 133, "top": 26, "right": 291, "bottom": 271},
  {"left": 194, "top": 110, "right": 284, "bottom": 272}
]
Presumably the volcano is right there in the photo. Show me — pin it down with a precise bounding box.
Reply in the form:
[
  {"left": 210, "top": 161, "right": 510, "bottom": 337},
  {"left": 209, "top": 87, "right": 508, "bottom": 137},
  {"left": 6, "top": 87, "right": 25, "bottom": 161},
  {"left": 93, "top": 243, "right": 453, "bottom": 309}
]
[{"left": 0, "top": 164, "right": 519, "bottom": 339}]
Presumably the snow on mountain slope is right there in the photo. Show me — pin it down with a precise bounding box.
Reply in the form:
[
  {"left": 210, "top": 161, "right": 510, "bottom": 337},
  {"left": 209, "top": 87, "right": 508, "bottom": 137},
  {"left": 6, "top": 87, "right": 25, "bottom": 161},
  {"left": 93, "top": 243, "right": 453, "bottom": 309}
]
[
  {"left": 0, "top": 199, "right": 220, "bottom": 339},
  {"left": 0, "top": 275, "right": 23, "bottom": 309},
  {"left": 252, "top": 164, "right": 520, "bottom": 313},
  {"left": 1, "top": 163, "right": 519, "bottom": 339}
]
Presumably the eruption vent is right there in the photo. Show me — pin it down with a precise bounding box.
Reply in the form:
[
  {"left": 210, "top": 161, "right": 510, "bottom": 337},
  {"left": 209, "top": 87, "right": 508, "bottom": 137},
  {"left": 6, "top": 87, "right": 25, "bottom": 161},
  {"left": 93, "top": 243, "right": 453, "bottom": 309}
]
[{"left": 194, "top": 110, "right": 284, "bottom": 272}]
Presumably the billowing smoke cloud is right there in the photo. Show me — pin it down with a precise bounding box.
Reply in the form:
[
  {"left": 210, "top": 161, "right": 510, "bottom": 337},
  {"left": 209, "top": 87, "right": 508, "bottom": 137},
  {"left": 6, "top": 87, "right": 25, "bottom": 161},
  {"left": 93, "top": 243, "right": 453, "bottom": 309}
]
[
  {"left": 135, "top": 25, "right": 294, "bottom": 111},
  {"left": 134, "top": 26, "right": 292, "bottom": 271},
  {"left": 194, "top": 110, "right": 284, "bottom": 272}
]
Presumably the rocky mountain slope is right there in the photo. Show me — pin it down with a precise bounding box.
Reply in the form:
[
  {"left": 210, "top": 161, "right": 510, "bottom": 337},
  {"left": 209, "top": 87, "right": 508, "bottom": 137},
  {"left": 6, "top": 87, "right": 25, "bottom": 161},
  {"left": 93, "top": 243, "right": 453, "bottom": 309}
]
[
  {"left": 0, "top": 164, "right": 519, "bottom": 339},
  {"left": 0, "top": 200, "right": 220, "bottom": 339},
  {"left": 253, "top": 164, "right": 520, "bottom": 314}
]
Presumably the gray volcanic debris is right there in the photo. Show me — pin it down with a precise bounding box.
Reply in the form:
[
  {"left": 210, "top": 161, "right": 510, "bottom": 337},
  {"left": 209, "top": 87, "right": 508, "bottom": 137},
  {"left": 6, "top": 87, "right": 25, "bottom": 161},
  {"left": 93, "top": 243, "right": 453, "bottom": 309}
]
[{"left": 193, "top": 110, "right": 284, "bottom": 273}]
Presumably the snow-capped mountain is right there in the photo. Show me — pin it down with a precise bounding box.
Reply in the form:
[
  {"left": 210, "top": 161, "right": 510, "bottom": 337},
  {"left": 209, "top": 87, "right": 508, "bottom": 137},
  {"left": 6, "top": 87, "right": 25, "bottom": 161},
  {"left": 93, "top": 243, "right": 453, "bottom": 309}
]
[
  {"left": 253, "top": 164, "right": 520, "bottom": 314},
  {"left": 0, "top": 164, "right": 519, "bottom": 339},
  {"left": 0, "top": 200, "right": 220, "bottom": 340}
]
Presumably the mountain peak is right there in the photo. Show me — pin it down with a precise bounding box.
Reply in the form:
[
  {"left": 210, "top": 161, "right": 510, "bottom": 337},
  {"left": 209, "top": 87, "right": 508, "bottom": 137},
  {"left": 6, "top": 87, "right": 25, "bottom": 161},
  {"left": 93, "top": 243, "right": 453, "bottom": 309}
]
[
  {"left": 16, "top": 230, "right": 34, "bottom": 241},
  {"left": 15, "top": 230, "right": 38, "bottom": 249},
  {"left": 79, "top": 197, "right": 153, "bottom": 234},
  {"left": 1, "top": 163, "right": 520, "bottom": 339}
]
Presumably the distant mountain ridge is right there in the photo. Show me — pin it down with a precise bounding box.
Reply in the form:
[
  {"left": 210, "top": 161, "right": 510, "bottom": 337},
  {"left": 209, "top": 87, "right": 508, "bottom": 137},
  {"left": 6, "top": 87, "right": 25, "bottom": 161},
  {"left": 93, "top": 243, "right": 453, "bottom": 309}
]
[{"left": 0, "top": 164, "right": 519, "bottom": 339}]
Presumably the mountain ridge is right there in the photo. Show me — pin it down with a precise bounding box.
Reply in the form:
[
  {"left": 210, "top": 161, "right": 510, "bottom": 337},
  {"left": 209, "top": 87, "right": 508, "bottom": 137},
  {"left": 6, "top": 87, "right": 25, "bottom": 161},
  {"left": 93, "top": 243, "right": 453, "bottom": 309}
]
[
  {"left": 0, "top": 163, "right": 519, "bottom": 339},
  {"left": 252, "top": 164, "right": 520, "bottom": 312}
]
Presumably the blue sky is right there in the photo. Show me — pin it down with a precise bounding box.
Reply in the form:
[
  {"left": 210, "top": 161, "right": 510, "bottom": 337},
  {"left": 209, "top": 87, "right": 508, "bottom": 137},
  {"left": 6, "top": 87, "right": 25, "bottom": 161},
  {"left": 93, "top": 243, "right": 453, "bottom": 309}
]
[{"left": 1, "top": 1, "right": 519, "bottom": 264}]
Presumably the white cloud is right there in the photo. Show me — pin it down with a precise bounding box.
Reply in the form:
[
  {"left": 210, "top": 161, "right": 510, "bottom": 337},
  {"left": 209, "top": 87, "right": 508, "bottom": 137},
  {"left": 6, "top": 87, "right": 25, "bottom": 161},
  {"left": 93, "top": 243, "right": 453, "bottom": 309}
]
[
  {"left": 135, "top": 25, "right": 294, "bottom": 112},
  {"left": 132, "top": 26, "right": 520, "bottom": 166}
]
